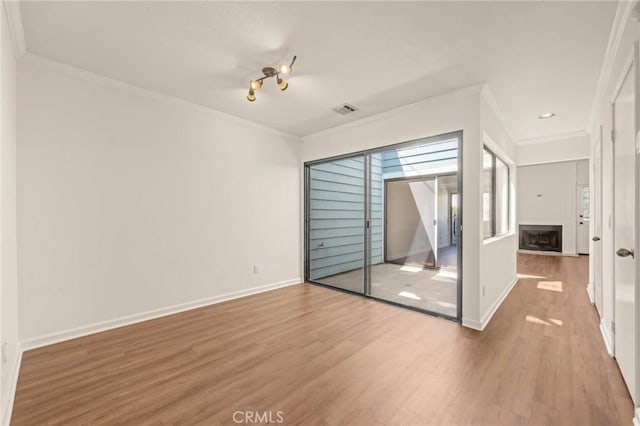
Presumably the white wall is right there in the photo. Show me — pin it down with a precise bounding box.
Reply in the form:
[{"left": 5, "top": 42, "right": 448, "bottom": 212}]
[
  {"left": 587, "top": 3, "right": 639, "bottom": 400},
  {"left": 302, "top": 85, "right": 483, "bottom": 325},
  {"left": 0, "top": 3, "right": 19, "bottom": 424},
  {"left": 577, "top": 158, "right": 589, "bottom": 185},
  {"left": 517, "top": 160, "right": 587, "bottom": 256},
  {"left": 385, "top": 179, "right": 436, "bottom": 262},
  {"left": 479, "top": 91, "right": 518, "bottom": 327},
  {"left": 517, "top": 133, "right": 590, "bottom": 166},
  {"left": 17, "top": 60, "right": 302, "bottom": 345}
]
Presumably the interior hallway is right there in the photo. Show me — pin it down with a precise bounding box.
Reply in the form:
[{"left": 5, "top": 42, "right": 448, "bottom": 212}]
[{"left": 11, "top": 254, "right": 633, "bottom": 425}]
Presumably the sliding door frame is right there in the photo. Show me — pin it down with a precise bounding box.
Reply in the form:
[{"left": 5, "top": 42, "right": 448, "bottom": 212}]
[{"left": 304, "top": 130, "right": 463, "bottom": 322}]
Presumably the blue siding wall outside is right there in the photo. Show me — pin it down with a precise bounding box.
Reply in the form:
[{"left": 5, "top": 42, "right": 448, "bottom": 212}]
[{"left": 308, "top": 156, "right": 383, "bottom": 280}]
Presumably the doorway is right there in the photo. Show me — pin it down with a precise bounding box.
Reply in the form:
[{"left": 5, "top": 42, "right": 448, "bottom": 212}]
[{"left": 305, "top": 131, "right": 463, "bottom": 321}]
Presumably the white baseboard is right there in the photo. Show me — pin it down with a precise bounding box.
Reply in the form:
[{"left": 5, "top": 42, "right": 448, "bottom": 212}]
[
  {"left": 599, "top": 319, "right": 614, "bottom": 356},
  {"left": 461, "top": 317, "right": 482, "bottom": 331},
  {"left": 480, "top": 276, "right": 519, "bottom": 330},
  {"left": 518, "top": 250, "right": 578, "bottom": 257},
  {"left": 3, "top": 346, "right": 23, "bottom": 426},
  {"left": 462, "top": 275, "right": 519, "bottom": 332},
  {"left": 586, "top": 282, "right": 594, "bottom": 304},
  {"left": 21, "top": 278, "right": 302, "bottom": 351}
]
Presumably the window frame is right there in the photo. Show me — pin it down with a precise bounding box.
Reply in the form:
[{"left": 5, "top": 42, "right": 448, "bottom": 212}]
[{"left": 483, "top": 146, "right": 510, "bottom": 239}]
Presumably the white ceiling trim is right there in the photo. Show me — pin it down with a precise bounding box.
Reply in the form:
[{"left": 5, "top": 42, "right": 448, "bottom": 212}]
[
  {"left": 20, "top": 53, "right": 299, "bottom": 141},
  {"left": 483, "top": 131, "right": 514, "bottom": 166},
  {"left": 517, "top": 130, "right": 589, "bottom": 146},
  {"left": 586, "top": 0, "right": 637, "bottom": 135},
  {"left": 302, "top": 83, "right": 486, "bottom": 141},
  {"left": 2, "top": 0, "right": 26, "bottom": 57},
  {"left": 517, "top": 155, "right": 590, "bottom": 168},
  {"left": 480, "top": 85, "right": 516, "bottom": 145}
]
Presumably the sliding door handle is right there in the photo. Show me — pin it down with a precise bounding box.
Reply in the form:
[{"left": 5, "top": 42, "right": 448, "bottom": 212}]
[
  {"left": 592, "top": 236, "right": 600, "bottom": 241},
  {"left": 616, "top": 248, "right": 635, "bottom": 258}
]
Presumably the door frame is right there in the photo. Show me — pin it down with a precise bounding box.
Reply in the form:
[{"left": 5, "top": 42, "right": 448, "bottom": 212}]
[
  {"left": 610, "top": 43, "right": 639, "bottom": 403},
  {"left": 592, "top": 126, "right": 604, "bottom": 316},
  {"left": 609, "top": 49, "right": 634, "bottom": 358},
  {"left": 303, "top": 130, "right": 464, "bottom": 322},
  {"left": 634, "top": 41, "right": 640, "bottom": 412}
]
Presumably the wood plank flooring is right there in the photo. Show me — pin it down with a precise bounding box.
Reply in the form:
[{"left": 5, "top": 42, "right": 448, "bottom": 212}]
[{"left": 11, "top": 254, "right": 634, "bottom": 425}]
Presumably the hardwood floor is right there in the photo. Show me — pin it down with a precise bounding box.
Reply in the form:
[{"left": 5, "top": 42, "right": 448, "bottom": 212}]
[{"left": 11, "top": 254, "right": 634, "bottom": 425}]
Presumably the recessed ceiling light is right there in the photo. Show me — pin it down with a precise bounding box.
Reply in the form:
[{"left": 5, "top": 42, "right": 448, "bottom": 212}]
[{"left": 538, "top": 113, "right": 556, "bottom": 119}]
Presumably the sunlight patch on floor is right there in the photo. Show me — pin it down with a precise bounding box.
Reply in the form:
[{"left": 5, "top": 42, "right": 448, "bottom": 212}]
[
  {"left": 436, "top": 269, "right": 457, "bottom": 279},
  {"left": 398, "top": 291, "right": 421, "bottom": 300},
  {"left": 400, "top": 265, "right": 424, "bottom": 273},
  {"left": 537, "top": 281, "right": 563, "bottom": 292},
  {"left": 525, "top": 315, "right": 551, "bottom": 326},
  {"left": 517, "top": 273, "right": 547, "bottom": 279},
  {"left": 525, "top": 315, "right": 563, "bottom": 327}
]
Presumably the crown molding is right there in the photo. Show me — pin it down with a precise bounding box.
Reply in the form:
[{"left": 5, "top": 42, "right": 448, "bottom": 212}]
[
  {"left": 480, "top": 84, "right": 517, "bottom": 144},
  {"left": 587, "top": 0, "right": 637, "bottom": 133},
  {"left": 517, "top": 130, "right": 589, "bottom": 146},
  {"left": 20, "top": 53, "right": 299, "bottom": 141},
  {"left": 2, "top": 0, "right": 26, "bottom": 57}
]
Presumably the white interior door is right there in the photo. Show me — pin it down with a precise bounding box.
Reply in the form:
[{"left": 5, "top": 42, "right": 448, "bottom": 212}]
[
  {"left": 593, "top": 132, "right": 604, "bottom": 316},
  {"left": 613, "top": 59, "right": 637, "bottom": 403},
  {"left": 577, "top": 184, "right": 590, "bottom": 255}
]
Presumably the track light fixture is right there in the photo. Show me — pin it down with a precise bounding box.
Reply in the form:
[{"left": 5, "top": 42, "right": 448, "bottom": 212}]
[{"left": 246, "top": 56, "right": 296, "bottom": 102}]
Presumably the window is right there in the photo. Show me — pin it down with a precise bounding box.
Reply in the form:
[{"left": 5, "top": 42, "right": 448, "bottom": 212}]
[
  {"left": 483, "top": 149, "right": 494, "bottom": 238},
  {"left": 495, "top": 156, "right": 509, "bottom": 235},
  {"left": 581, "top": 186, "right": 590, "bottom": 219},
  {"left": 483, "top": 147, "right": 510, "bottom": 238}
]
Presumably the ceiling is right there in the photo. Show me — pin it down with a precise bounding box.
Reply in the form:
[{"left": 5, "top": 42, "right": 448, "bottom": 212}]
[{"left": 20, "top": 1, "right": 616, "bottom": 140}]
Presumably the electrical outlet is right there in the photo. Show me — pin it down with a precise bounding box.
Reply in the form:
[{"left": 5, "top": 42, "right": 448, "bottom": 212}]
[{"left": 253, "top": 264, "right": 260, "bottom": 274}]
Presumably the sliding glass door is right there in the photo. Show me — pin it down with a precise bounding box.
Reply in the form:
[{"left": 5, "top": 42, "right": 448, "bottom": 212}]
[
  {"left": 305, "top": 132, "right": 462, "bottom": 320},
  {"left": 306, "top": 155, "right": 365, "bottom": 293},
  {"left": 369, "top": 139, "right": 460, "bottom": 318}
]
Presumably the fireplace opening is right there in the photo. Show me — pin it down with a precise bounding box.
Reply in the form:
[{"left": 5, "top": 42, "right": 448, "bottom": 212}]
[{"left": 519, "top": 225, "right": 562, "bottom": 252}]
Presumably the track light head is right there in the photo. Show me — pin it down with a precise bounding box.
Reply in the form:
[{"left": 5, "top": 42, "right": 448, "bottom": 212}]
[
  {"left": 247, "top": 88, "right": 256, "bottom": 102},
  {"left": 277, "top": 76, "right": 288, "bottom": 91},
  {"left": 250, "top": 80, "right": 262, "bottom": 91},
  {"left": 278, "top": 55, "right": 296, "bottom": 75},
  {"left": 278, "top": 64, "right": 290, "bottom": 75}
]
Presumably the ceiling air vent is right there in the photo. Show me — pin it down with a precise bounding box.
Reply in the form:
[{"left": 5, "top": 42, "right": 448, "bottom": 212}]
[{"left": 333, "top": 103, "right": 359, "bottom": 115}]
